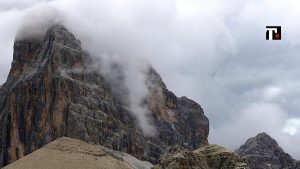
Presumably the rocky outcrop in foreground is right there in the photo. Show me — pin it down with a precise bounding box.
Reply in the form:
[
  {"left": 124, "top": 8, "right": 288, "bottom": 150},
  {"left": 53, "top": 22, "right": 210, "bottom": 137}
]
[
  {"left": 236, "top": 132, "right": 300, "bottom": 169},
  {"left": 3, "top": 137, "right": 153, "bottom": 169},
  {"left": 153, "top": 144, "right": 250, "bottom": 169},
  {"left": 0, "top": 24, "right": 209, "bottom": 167}
]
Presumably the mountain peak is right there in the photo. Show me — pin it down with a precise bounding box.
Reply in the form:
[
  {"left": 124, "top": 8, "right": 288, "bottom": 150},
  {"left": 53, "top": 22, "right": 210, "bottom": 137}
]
[
  {"left": 0, "top": 24, "right": 209, "bottom": 167},
  {"left": 48, "top": 24, "right": 67, "bottom": 32},
  {"left": 247, "top": 132, "right": 281, "bottom": 150},
  {"left": 4, "top": 24, "right": 87, "bottom": 89},
  {"left": 44, "top": 24, "right": 81, "bottom": 50},
  {"left": 256, "top": 132, "right": 273, "bottom": 139},
  {"left": 236, "top": 132, "right": 296, "bottom": 169}
]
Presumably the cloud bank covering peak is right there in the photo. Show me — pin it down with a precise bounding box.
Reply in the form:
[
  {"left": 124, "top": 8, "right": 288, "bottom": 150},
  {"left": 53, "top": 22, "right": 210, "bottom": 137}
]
[{"left": 1, "top": 0, "right": 300, "bottom": 159}]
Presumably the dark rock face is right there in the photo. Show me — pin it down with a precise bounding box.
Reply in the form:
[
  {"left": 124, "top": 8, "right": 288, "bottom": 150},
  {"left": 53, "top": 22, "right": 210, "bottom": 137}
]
[
  {"left": 147, "top": 68, "right": 209, "bottom": 150},
  {"left": 0, "top": 25, "right": 209, "bottom": 167},
  {"left": 236, "top": 132, "right": 297, "bottom": 169},
  {"left": 290, "top": 161, "right": 300, "bottom": 169},
  {"left": 293, "top": 161, "right": 300, "bottom": 169},
  {"left": 153, "top": 144, "right": 250, "bottom": 169}
]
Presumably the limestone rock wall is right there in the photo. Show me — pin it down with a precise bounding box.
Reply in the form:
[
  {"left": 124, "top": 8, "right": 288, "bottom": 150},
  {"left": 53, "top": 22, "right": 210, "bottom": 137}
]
[{"left": 0, "top": 25, "right": 209, "bottom": 167}]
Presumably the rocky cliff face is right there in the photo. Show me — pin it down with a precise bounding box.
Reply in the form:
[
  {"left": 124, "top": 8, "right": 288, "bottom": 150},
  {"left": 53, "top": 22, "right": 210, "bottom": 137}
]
[
  {"left": 153, "top": 144, "right": 250, "bottom": 169},
  {"left": 0, "top": 25, "right": 209, "bottom": 167},
  {"left": 236, "top": 132, "right": 299, "bottom": 169}
]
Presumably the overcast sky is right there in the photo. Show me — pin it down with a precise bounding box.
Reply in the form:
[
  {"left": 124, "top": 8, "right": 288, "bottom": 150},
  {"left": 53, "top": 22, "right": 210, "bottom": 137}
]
[{"left": 1, "top": 0, "right": 300, "bottom": 159}]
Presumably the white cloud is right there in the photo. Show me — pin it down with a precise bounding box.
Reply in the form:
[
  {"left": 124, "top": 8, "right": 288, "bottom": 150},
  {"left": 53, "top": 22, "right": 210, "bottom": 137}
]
[
  {"left": 263, "top": 86, "right": 282, "bottom": 100},
  {"left": 210, "top": 102, "right": 300, "bottom": 159},
  {"left": 284, "top": 118, "right": 300, "bottom": 136},
  {"left": 209, "top": 102, "right": 287, "bottom": 149}
]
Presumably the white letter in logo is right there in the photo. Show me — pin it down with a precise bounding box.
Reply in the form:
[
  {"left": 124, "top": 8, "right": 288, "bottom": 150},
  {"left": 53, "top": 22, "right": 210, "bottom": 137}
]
[{"left": 266, "top": 28, "right": 278, "bottom": 40}]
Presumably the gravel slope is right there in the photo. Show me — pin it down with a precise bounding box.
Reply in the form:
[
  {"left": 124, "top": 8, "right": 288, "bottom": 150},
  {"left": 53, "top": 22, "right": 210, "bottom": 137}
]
[{"left": 3, "top": 137, "right": 153, "bottom": 169}]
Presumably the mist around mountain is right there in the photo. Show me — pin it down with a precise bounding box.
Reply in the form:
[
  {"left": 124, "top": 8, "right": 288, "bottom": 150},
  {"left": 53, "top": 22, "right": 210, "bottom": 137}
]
[{"left": 0, "top": 22, "right": 299, "bottom": 169}]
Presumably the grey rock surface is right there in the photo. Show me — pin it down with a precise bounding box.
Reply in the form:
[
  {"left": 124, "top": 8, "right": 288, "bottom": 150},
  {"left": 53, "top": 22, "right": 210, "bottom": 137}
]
[{"left": 236, "top": 132, "right": 297, "bottom": 169}]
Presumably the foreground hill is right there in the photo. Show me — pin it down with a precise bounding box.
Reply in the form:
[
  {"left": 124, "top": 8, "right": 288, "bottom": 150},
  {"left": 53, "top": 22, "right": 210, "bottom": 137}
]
[
  {"left": 3, "top": 137, "right": 153, "bottom": 169},
  {"left": 0, "top": 24, "right": 209, "bottom": 167},
  {"left": 153, "top": 144, "right": 250, "bottom": 169}
]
